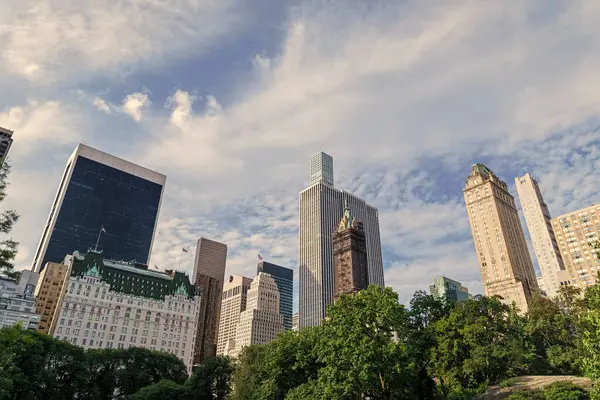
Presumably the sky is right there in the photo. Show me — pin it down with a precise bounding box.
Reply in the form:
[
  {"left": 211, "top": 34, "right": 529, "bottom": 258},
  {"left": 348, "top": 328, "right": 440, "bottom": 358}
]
[{"left": 1, "top": 0, "right": 600, "bottom": 307}]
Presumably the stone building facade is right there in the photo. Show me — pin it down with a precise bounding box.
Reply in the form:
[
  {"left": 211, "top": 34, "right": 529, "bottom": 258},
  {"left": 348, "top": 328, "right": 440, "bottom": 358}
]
[{"left": 332, "top": 201, "right": 369, "bottom": 299}]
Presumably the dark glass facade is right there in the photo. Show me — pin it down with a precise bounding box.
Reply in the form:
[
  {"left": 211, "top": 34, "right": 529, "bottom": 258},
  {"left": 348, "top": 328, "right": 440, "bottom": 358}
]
[
  {"left": 257, "top": 261, "right": 293, "bottom": 330},
  {"left": 40, "top": 156, "right": 163, "bottom": 271}
]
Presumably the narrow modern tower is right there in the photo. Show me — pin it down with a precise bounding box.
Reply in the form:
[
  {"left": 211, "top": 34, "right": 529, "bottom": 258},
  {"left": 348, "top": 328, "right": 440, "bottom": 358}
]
[
  {"left": 257, "top": 260, "right": 293, "bottom": 330},
  {"left": 193, "top": 237, "right": 227, "bottom": 364},
  {"left": 32, "top": 144, "right": 166, "bottom": 273},
  {"left": 464, "top": 164, "right": 538, "bottom": 312},
  {"left": 299, "top": 152, "right": 384, "bottom": 328},
  {"left": 515, "top": 173, "right": 570, "bottom": 297},
  {"left": 332, "top": 202, "right": 369, "bottom": 299}
]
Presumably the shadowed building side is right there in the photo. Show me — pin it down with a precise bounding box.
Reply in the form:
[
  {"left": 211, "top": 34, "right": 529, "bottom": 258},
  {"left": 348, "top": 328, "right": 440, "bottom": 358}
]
[{"left": 192, "top": 237, "right": 227, "bottom": 364}]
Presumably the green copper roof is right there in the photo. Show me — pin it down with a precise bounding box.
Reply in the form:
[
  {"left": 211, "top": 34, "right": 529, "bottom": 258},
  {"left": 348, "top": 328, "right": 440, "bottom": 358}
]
[{"left": 71, "top": 250, "right": 198, "bottom": 301}]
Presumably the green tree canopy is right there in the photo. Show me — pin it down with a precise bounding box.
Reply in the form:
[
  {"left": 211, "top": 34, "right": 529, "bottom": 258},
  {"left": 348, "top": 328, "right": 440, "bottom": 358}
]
[{"left": 0, "top": 161, "right": 19, "bottom": 279}]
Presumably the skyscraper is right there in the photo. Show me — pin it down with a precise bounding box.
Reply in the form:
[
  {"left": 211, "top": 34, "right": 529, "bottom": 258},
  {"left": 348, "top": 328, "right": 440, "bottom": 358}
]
[
  {"left": 299, "top": 152, "right": 384, "bottom": 328},
  {"left": 332, "top": 202, "right": 369, "bottom": 299},
  {"left": 551, "top": 204, "right": 600, "bottom": 289},
  {"left": 429, "top": 275, "right": 470, "bottom": 303},
  {"left": 464, "top": 164, "right": 538, "bottom": 312},
  {"left": 32, "top": 144, "right": 166, "bottom": 273},
  {"left": 193, "top": 237, "right": 227, "bottom": 364},
  {"left": 35, "top": 262, "right": 69, "bottom": 334},
  {"left": 515, "top": 173, "right": 570, "bottom": 298},
  {"left": 231, "top": 273, "right": 284, "bottom": 357},
  {"left": 0, "top": 127, "right": 14, "bottom": 166},
  {"left": 257, "top": 260, "right": 293, "bottom": 330},
  {"left": 216, "top": 275, "right": 252, "bottom": 356}
]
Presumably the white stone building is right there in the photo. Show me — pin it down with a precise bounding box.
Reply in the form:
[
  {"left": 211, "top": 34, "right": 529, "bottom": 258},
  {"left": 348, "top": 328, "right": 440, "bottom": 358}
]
[
  {"left": 515, "top": 173, "right": 571, "bottom": 298},
  {"left": 0, "top": 270, "right": 40, "bottom": 330},
  {"left": 230, "top": 273, "right": 284, "bottom": 357},
  {"left": 216, "top": 275, "right": 252, "bottom": 356},
  {"left": 50, "top": 250, "right": 201, "bottom": 372}
]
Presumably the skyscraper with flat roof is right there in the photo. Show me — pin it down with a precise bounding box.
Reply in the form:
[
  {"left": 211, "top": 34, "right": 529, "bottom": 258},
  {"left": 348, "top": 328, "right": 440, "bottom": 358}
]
[
  {"left": 429, "top": 275, "right": 470, "bottom": 303},
  {"left": 464, "top": 164, "right": 538, "bottom": 312},
  {"left": 257, "top": 260, "right": 293, "bottom": 330},
  {"left": 515, "top": 173, "right": 570, "bottom": 297},
  {"left": 551, "top": 204, "right": 600, "bottom": 289},
  {"left": 192, "top": 237, "right": 227, "bottom": 364},
  {"left": 32, "top": 144, "right": 166, "bottom": 273},
  {"left": 299, "top": 152, "right": 384, "bottom": 328}
]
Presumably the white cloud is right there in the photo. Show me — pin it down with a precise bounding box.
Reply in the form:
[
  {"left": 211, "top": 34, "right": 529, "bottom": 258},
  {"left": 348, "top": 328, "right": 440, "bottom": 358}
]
[
  {"left": 122, "top": 92, "right": 151, "bottom": 122},
  {"left": 93, "top": 97, "right": 112, "bottom": 114},
  {"left": 0, "top": 0, "right": 245, "bottom": 81},
  {"left": 3, "top": 0, "right": 600, "bottom": 309}
]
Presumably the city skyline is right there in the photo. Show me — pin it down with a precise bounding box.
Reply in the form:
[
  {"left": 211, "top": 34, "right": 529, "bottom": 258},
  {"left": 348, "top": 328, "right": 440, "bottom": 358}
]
[{"left": 2, "top": 1, "right": 600, "bottom": 306}]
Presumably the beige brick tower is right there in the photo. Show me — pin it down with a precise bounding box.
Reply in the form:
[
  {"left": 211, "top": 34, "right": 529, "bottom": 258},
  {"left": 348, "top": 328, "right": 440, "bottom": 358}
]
[{"left": 464, "top": 164, "right": 538, "bottom": 312}]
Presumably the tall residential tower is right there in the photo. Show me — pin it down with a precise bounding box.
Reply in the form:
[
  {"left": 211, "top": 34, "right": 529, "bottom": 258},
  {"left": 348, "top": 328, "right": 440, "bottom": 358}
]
[
  {"left": 0, "top": 127, "right": 14, "bottom": 166},
  {"left": 32, "top": 144, "right": 166, "bottom": 272},
  {"left": 464, "top": 164, "right": 538, "bottom": 312},
  {"left": 192, "top": 237, "right": 227, "bottom": 364},
  {"left": 515, "top": 173, "right": 570, "bottom": 297},
  {"left": 216, "top": 275, "right": 252, "bottom": 356},
  {"left": 299, "top": 152, "right": 384, "bottom": 328},
  {"left": 552, "top": 205, "right": 600, "bottom": 289}
]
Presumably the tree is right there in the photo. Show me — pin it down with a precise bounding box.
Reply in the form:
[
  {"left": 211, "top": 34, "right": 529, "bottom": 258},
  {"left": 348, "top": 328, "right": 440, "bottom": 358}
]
[
  {"left": 430, "top": 296, "right": 533, "bottom": 398},
  {"left": 114, "top": 347, "right": 188, "bottom": 398},
  {"left": 316, "top": 285, "right": 422, "bottom": 399},
  {"left": 186, "top": 356, "right": 234, "bottom": 400},
  {"left": 0, "top": 161, "right": 19, "bottom": 279},
  {"left": 130, "top": 380, "right": 189, "bottom": 400},
  {"left": 0, "top": 326, "right": 88, "bottom": 400},
  {"left": 230, "top": 345, "right": 270, "bottom": 400},
  {"left": 525, "top": 294, "right": 582, "bottom": 375},
  {"left": 581, "top": 281, "right": 600, "bottom": 380}
]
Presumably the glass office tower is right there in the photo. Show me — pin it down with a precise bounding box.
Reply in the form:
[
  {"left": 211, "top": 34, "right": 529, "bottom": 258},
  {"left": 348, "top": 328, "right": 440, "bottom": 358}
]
[
  {"left": 32, "top": 144, "right": 166, "bottom": 272},
  {"left": 257, "top": 261, "right": 293, "bottom": 330}
]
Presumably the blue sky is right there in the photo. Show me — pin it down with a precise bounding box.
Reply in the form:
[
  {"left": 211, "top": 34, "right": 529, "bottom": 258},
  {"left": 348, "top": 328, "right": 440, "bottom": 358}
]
[{"left": 1, "top": 0, "right": 600, "bottom": 305}]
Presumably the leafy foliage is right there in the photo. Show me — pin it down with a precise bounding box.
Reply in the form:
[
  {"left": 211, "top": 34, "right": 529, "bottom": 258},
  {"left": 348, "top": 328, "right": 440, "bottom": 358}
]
[
  {"left": 507, "top": 381, "right": 590, "bottom": 400},
  {"left": 0, "top": 161, "right": 19, "bottom": 279}
]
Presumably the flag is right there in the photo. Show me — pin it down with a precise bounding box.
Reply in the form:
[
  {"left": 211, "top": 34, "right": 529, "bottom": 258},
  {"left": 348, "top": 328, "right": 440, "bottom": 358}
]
[
  {"left": 101, "top": 226, "right": 107, "bottom": 233},
  {"left": 154, "top": 265, "right": 159, "bottom": 270},
  {"left": 182, "top": 248, "right": 188, "bottom": 253},
  {"left": 258, "top": 254, "right": 263, "bottom": 261}
]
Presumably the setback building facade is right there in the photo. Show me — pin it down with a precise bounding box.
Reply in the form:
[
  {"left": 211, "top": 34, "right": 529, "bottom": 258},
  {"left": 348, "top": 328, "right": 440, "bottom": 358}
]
[
  {"left": 231, "top": 273, "right": 284, "bottom": 357},
  {"left": 429, "top": 275, "right": 470, "bottom": 303},
  {"left": 35, "top": 262, "right": 69, "bottom": 334},
  {"left": 464, "top": 164, "right": 538, "bottom": 312},
  {"left": 49, "top": 250, "right": 200, "bottom": 372},
  {"left": 515, "top": 173, "right": 571, "bottom": 297},
  {"left": 552, "top": 205, "right": 600, "bottom": 289},
  {"left": 299, "top": 152, "right": 385, "bottom": 328},
  {"left": 0, "top": 270, "right": 40, "bottom": 330},
  {"left": 216, "top": 275, "right": 252, "bottom": 356},
  {"left": 32, "top": 144, "right": 166, "bottom": 273},
  {"left": 192, "top": 237, "right": 227, "bottom": 364},
  {"left": 257, "top": 260, "right": 293, "bottom": 330}
]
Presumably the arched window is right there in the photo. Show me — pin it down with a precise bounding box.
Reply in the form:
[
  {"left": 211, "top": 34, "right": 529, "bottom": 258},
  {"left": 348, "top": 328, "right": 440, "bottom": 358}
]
[
  {"left": 145, "top": 311, "right": 151, "bottom": 322},
  {"left": 125, "top": 308, "right": 131, "bottom": 318},
  {"left": 135, "top": 309, "right": 141, "bottom": 320},
  {"left": 155, "top": 313, "right": 161, "bottom": 323}
]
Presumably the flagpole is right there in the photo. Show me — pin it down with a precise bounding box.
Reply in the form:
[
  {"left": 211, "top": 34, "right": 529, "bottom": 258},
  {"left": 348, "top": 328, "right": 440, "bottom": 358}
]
[
  {"left": 94, "top": 226, "right": 104, "bottom": 251},
  {"left": 179, "top": 250, "right": 183, "bottom": 270}
]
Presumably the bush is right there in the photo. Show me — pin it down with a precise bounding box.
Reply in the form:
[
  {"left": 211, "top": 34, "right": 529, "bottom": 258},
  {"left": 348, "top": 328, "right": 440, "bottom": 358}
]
[
  {"left": 507, "top": 390, "right": 545, "bottom": 400},
  {"left": 542, "top": 381, "right": 589, "bottom": 400}
]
